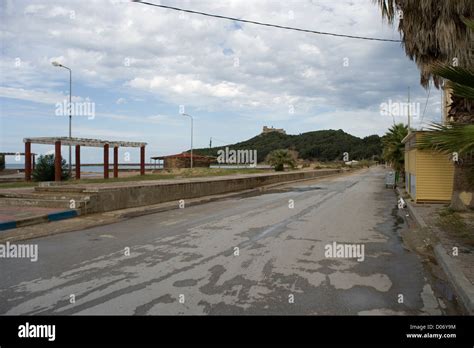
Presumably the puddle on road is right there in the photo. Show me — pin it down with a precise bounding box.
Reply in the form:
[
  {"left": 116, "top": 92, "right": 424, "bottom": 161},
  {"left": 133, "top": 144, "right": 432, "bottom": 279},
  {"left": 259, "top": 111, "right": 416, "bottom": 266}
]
[
  {"left": 394, "top": 201, "right": 463, "bottom": 314},
  {"left": 432, "top": 278, "right": 456, "bottom": 302}
]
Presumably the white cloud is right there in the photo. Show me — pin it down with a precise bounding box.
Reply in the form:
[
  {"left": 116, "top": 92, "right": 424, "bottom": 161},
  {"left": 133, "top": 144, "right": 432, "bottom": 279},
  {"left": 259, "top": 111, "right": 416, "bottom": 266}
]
[
  {"left": 73, "top": 126, "right": 141, "bottom": 140},
  {"left": 1, "top": 0, "right": 443, "bottom": 153},
  {"left": 1, "top": 0, "right": 413, "bottom": 110},
  {"left": 0, "top": 87, "right": 80, "bottom": 105}
]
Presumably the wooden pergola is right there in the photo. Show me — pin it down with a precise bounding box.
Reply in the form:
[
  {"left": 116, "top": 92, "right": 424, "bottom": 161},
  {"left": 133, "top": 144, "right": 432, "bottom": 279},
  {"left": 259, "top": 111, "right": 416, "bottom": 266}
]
[
  {"left": 23, "top": 137, "right": 147, "bottom": 181},
  {"left": 0, "top": 152, "right": 37, "bottom": 171}
]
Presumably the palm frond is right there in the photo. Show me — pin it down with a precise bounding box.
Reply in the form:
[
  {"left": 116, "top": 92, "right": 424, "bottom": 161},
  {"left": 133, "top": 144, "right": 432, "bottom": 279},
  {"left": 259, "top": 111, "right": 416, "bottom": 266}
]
[
  {"left": 375, "top": 1, "right": 474, "bottom": 89},
  {"left": 461, "top": 16, "right": 474, "bottom": 31},
  {"left": 432, "top": 63, "right": 474, "bottom": 88},
  {"left": 447, "top": 82, "right": 474, "bottom": 100},
  {"left": 431, "top": 62, "right": 474, "bottom": 99},
  {"left": 417, "top": 123, "right": 474, "bottom": 155},
  {"left": 375, "top": 0, "right": 396, "bottom": 23}
]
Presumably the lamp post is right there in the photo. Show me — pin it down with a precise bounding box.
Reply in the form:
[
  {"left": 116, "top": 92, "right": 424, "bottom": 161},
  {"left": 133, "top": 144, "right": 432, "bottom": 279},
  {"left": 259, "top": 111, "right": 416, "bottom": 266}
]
[
  {"left": 181, "top": 113, "right": 193, "bottom": 169},
  {"left": 52, "top": 61, "right": 72, "bottom": 176}
]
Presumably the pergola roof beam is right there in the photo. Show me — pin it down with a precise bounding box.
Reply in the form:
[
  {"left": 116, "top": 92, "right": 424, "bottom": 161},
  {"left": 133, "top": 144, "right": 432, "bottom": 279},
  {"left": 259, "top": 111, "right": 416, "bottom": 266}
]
[
  {"left": 0, "top": 152, "right": 37, "bottom": 155},
  {"left": 23, "top": 137, "right": 147, "bottom": 148}
]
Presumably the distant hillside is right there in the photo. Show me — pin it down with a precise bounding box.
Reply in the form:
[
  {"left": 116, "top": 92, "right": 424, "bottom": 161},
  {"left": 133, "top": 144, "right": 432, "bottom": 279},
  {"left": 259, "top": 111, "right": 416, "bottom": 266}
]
[{"left": 193, "top": 129, "right": 382, "bottom": 162}]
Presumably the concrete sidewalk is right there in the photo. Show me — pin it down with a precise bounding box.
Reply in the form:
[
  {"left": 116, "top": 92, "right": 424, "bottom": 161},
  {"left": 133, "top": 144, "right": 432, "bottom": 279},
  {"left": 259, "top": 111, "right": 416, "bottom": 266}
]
[{"left": 397, "top": 187, "right": 474, "bottom": 315}]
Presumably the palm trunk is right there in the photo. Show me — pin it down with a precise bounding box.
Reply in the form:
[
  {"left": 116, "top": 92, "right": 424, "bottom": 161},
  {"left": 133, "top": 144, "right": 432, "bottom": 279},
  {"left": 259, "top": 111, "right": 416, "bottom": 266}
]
[
  {"left": 450, "top": 155, "right": 474, "bottom": 211},
  {"left": 448, "top": 96, "right": 473, "bottom": 211},
  {"left": 449, "top": 95, "right": 473, "bottom": 124}
]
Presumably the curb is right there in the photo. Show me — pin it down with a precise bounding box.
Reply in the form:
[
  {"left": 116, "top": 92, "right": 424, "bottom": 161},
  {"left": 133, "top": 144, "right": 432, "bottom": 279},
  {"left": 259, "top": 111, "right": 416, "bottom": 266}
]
[
  {"left": 107, "top": 171, "right": 346, "bottom": 219},
  {"left": 395, "top": 187, "right": 427, "bottom": 228},
  {"left": 47, "top": 210, "right": 78, "bottom": 222},
  {"left": 434, "top": 244, "right": 474, "bottom": 314},
  {"left": 0, "top": 220, "right": 17, "bottom": 231},
  {"left": 0, "top": 210, "right": 79, "bottom": 232},
  {"left": 396, "top": 186, "right": 474, "bottom": 314},
  {"left": 405, "top": 201, "right": 428, "bottom": 229},
  {"left": 111, "top": 188, "right": 262, "bottom": 219}
]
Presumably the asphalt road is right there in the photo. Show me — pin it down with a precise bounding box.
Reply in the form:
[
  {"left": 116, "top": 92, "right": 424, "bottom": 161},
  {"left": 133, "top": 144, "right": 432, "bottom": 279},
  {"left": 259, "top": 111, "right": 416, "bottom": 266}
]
[{"left": 0, "top": 167, "right": 455, "bottom": 315}]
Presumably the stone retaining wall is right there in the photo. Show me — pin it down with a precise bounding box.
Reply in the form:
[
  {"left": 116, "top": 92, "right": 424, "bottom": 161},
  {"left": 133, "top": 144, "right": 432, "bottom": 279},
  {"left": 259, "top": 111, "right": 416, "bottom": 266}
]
[{"left": 39, "top": 169, "right": 342, "bottom": 213}]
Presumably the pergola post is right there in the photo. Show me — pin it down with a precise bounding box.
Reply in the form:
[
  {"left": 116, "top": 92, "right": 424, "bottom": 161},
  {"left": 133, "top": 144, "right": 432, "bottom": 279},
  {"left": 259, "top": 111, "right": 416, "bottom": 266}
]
[
  {"left": 32, "top": 154, "right": 36, "bottom": 170},
  {"left": 54, "top": 140, "right": 61, "bottom": 181},
  {"left": 104, "top": 143, "right": 109, "bottom": 179},
  {"left": 113, "top": 146, "right": 119, "bottom": 178},
  {"left": 25, "top": 141, "right": 32, "bottom": 181},
  {"left": 75, "top": 145, "right": 81, "bottom": 180},
  {"left": 140, "top": 145, "right": 145, "bottom": 175}
]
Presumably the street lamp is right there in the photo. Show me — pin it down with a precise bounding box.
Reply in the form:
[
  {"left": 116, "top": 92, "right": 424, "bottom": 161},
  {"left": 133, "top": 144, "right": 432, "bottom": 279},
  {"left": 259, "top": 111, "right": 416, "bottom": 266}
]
[
  {"left": 181, "top": 113, "right": 193, "bottom": 169},
  {"left": 52, "top": 61, "right": 72, "bottom": 176}
]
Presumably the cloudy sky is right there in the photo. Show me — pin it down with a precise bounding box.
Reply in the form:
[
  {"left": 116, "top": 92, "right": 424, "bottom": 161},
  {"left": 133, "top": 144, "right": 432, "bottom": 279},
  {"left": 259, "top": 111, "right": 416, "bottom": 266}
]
[{"left": 0, "top": 0, "right": 442, "bottom": 163}]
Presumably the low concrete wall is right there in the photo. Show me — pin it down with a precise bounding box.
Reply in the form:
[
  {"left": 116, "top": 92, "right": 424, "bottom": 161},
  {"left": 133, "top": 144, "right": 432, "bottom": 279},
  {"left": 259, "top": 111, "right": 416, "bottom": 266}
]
[{"left": 46, "top": 169, "right": 341, "bottom": 213}]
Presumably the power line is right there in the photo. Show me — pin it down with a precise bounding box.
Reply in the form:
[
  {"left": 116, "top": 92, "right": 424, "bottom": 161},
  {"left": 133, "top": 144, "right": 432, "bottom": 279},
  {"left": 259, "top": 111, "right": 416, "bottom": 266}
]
[{"left": 132, "top": 1, "right": 402, "bottom": 43}]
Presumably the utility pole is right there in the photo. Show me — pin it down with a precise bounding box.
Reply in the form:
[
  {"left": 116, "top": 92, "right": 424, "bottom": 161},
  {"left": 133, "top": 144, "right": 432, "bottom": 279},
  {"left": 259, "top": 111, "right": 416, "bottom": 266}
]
[
  {"left": 181, "top": 113, "right": 193, "bottom": 169},
  {"left": 209, "top": 137, "right": 212, "bottom": 149},
  {"left": 407, "top": 86, "right": 411, "bottom": 133},
  {"left": 52, "top": 61, "right": 72, "bottom": 177}
]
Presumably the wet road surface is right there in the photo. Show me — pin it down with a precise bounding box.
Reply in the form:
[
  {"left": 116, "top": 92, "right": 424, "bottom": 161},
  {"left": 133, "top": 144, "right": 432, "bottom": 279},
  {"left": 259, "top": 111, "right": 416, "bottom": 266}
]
[{"left": 0, "top": 167, "right": 457, "bottom": 314}]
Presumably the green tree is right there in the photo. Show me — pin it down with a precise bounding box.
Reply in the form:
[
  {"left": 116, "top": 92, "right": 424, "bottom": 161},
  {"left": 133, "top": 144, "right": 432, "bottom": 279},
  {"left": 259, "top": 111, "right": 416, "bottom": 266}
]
[
  {"left": 32, "top": 154, "right": 70, "bottom": 182},
  {"left": 266, "top": 149, "right": 296, "bottom": 171},
  {"left": 382, "top": 123, "right": 409, "bottom": 174}
]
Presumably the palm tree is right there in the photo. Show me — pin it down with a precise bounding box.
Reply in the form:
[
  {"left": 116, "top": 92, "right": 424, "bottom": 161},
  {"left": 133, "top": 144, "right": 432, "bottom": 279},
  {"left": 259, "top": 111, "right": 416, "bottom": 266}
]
[
  {"left": 377, "top": 1, "right": 474, "bottom": 210},
  {"left": 266, "top": 149, "right": 296, "bottom": 171},
  {"left": 381, "top": 123, "right": 409, "bottom": 178},
  {"left": 376, "top": 2, "right": 473, "bottom": 84}
]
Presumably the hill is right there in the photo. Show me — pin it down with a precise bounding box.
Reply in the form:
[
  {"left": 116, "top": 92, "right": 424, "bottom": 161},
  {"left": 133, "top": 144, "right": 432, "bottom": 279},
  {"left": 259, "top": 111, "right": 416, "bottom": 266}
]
[{"left": 193, "top": 129, "right": 382, "bottom": 162}]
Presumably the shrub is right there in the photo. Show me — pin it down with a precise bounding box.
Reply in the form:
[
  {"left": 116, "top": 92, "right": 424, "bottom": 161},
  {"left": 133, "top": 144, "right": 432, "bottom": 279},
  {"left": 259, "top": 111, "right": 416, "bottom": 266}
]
[{"left": 32, "top": 154, "right": 70, "bottom": 181}]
